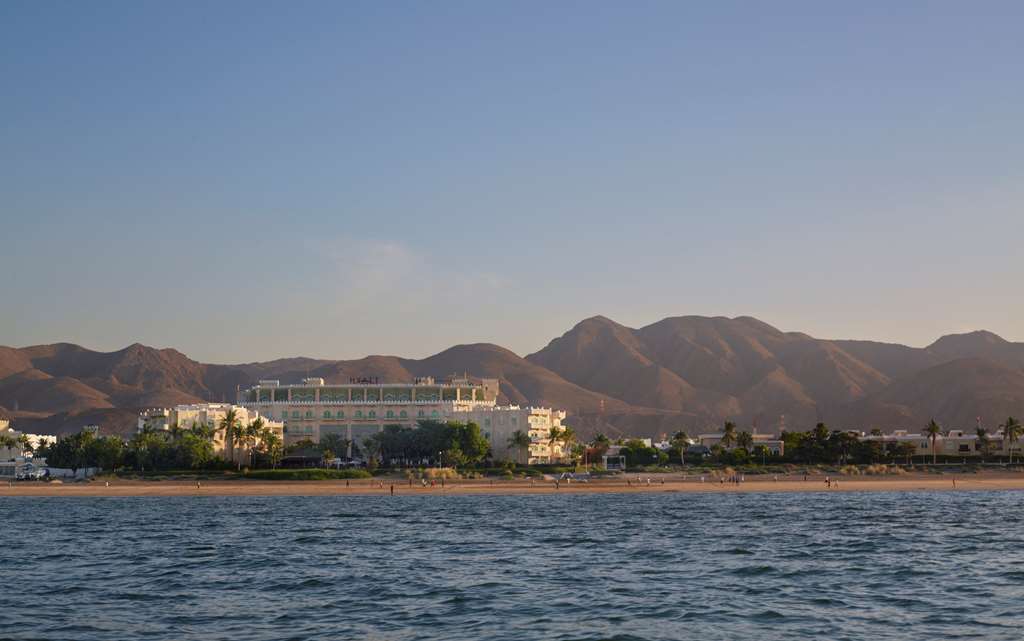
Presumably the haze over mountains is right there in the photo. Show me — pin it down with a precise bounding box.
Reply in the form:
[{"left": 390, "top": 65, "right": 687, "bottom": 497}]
[{"left": 2, "top": 315, "right": 1023, "bottom": 438}]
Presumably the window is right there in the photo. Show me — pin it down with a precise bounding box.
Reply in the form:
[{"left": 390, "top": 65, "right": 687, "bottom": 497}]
[
  {"left": 337, "top": 411, "right": 344, "bottom": 419},
  {"left": 400, "top": 411, "right": 407, "bottom": 418},
  {"left": 292, "top": 411, "right": 300, "bottom": 419},
  {"left": 355, "top": 410, "right": 363, "bottom": 418},
  {"left": 323, "top": 411, "right": 332, "bottom": 419},
  {"left": 484, "top": 418, "right": 491, "bottom": 427},
  {"left": 959, "top": 444, "right": 971, "bottom": 452},
  {"left": 418, "top": 410, "right": 425, "bottom": 418},
  {"left": 305, "top": 411, "right": 313, "bottom": 419},
  {"left": 432, "top": 410, "right": 439, "bottom": 417},
  {"left": 386, "top": 410, "right": 394, "bottom": 419},
  {"left": 368, "top": 411, "right": 376, "bottom": 419}
]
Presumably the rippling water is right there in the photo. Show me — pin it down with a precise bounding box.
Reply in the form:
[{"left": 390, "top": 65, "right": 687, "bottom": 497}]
[{"left": 2, "top": 491, "right": 1023, "bottom": 640}]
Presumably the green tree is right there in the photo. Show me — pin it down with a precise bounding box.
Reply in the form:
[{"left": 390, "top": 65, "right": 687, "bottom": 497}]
[
  {"left": 237, "top": 417, "right": 265, "bottom": 469},
  {"left": 925, "top": 419, "right": 942, "bottom": 464},
  {"left": 0, "top": 433, "right": 19, "bottom": 457},
  {"left": 507, "top": 430, "right": 531, "bottom": 465},
  {"left": 976, "top": 428, "right": 991, "bottom": 460},
  {"left": 548, "top": 426, "right": 564, "bottom": 463},
  {"left": 560, "top": 426, "right": 578, "bottom": 465},
  {"left": 90, "top": 436, "right": 126, "bottom": 471},
  {"left": 320, "top": 433, "right": 351, "bottom": 461},
  {"left": 218, "top": 409, "right": 240, "bottom": 466},
  {"left": 1001, "top": 417, "right": 1022, "bottom": 464},
  {"left": 720, "top": 422, "right": 737, "bottom": 449},
  {"left": 259, "top": 428, "right": 283, "bottom": 468},
  {"left": 736, "top": 431, "right": 753, "bottom": 452}
]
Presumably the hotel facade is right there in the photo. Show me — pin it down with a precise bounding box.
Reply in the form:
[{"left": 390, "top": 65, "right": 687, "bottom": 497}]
[{"left": 237, "top": 377, "right": 567, "bottom": 463}]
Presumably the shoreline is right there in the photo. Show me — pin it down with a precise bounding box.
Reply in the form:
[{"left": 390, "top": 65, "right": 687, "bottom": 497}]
[{"left": 3, "top": 473, "right": 1024, "bottom": 497}]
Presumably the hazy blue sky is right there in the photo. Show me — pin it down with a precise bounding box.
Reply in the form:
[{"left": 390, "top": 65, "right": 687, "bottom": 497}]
[{"left": 2, "top": 1, "right": 1022, "bottom": 363}]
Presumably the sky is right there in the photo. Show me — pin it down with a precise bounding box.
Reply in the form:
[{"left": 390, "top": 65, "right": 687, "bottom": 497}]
[{"left": 2, "top": 1, "right": 1022, "bottom": 363}]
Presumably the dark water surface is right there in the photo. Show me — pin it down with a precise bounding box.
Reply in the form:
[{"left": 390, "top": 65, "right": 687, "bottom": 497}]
[{"left": 2, "top": 491, "right": 1023, "bottom": 640}]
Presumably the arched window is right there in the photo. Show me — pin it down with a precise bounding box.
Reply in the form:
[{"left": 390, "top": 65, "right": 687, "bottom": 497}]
[
  {"left": 417, "top": 410, "right": 425, "bottom": 418},
  {"left": 386, "top": 410, "right": 394, "bottom": 419},
  {"left": 368, "top": 410, "right": 376, "bottom": 419},
  {"left": 292, "top": 411, "right": 300, "bottom": 419},
  {"left": 432, "top": 410, "right": 439, "bottom": 417},
  {"left": 400, "top": 411, "right": 407, "bottom": 418},
  {"left": 323, "top": 410, "right": 332, "bottom": 419},
  {"left": 337, "top": 411, "right": 344, "bottom": 419},
  {"left": 355, "top": 410, "right": 363, "bottom": 418},
  {"left": 305, "top": 411, "right": 313, "bottom": 419}
]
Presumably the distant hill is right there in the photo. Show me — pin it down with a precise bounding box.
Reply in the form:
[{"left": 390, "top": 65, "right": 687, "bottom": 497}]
[{"left": 3, "top": 315, "right": 1023, "bottom": 438}]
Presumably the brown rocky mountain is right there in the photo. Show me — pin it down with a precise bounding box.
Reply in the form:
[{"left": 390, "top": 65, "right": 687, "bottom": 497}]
[{"left": 3, "top": 315, "right": 1023, "bottom": 438}]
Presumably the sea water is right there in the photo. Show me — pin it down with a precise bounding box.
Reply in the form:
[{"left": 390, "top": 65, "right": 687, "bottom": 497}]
[{"left": 1, "top": 490, "right": 1022, "bottom": 640}]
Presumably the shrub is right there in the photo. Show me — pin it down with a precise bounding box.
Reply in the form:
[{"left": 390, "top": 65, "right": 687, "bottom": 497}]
[
  {"left": 421, "top": 467, "right": 461, "bottom": 480},
  {"left": 243, "top": 469, "right": 371, "bottom": 481}
]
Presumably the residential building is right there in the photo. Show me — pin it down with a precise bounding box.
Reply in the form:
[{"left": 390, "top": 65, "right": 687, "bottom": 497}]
[
  {"left": 138, "top": 403, "right": 283, "bottom": 464},
  {"left": 457, "top": 405, "right": 568, "bottom": 464}
]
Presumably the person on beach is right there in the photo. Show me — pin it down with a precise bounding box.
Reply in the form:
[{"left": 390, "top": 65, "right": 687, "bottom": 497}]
[
  {"left": 953, "top": 478, "right": 957, "bottom": 489},
  {"left": 700, "top": 475, "right": 705, "bottom": 483},
  {"left": 390, "top": 484, "right": 394, "bottom": 496}
]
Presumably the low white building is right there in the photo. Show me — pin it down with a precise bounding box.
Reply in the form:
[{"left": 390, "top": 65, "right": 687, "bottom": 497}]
[
  {"left": 698, "top": 433, "right": 785, "bottom": 456},
  {"left": 861, "top": 429, "right": 1016, "bottom": 458}
]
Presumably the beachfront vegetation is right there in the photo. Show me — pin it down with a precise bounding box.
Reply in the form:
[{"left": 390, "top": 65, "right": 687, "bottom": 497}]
[
  {"left": 242, "top": 468, "right": 371, "bottom": 481},
  {"left": 362, "top": 420, "right": 490, "bottom": 467},
  {"left": 1002, "top": 416, "right": 1022, "bottom": 463},
  {"left": 34, "top": 419, "right": 283, "bottom": 473}
]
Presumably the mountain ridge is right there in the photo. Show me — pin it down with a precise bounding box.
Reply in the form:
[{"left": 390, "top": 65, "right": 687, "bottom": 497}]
[{"left": 3, "top": 315, "right": 1023, "bottom": 438}]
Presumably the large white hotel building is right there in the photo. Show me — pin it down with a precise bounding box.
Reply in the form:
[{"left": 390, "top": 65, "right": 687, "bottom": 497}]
[{"left": 237, "top": 376, "right": 567, "bottom": 463}]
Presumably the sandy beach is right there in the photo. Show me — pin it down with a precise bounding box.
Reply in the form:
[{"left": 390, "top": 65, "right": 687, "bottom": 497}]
[{"left": 3, "top": 472, "right": 1024, "bottom": 497}]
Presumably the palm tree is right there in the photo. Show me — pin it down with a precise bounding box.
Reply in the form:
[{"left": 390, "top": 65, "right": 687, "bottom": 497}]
[
  {"left": 925, "top": 419, "right": 942, "bottom": 465},
  {"left": 736, "top": 431, "right": 753, "bottom": 452},
  {"left": 720, "top": 422, "right": 737, "bottom": 449},
  {"left": 507, "top": 430, "right": 531, "bottom": 465},
  {"left": 16, "top": 434, "right": 32, "bottom": 454},
  {"left": 1001, "top": 417, "right": 1022, "bottom": 464},
  {"left": 548, "top": 426, "right": 563, "bottom": 463},
  {"left": 260, "top": 429, "right": 283, "bottom": 468},
  {"left": 0, "top": 434, "right": 19, "bottom": 458},
  {"left": 560, "top": 426, "right": 577, "bottom": 465},
  {"left": 219, "top": 409, "right": 240, "bottom": 466},
  {"left": 241, "top": 418, "right": 265, "bottom": 469},
  {"left": 975, "top": 428, "right": 991, "bottom": 461}
]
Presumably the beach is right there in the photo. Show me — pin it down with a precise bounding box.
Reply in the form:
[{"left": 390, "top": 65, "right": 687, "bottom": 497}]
[{"left": 3, "top": 471, "right": 1024, "bottom": 497}]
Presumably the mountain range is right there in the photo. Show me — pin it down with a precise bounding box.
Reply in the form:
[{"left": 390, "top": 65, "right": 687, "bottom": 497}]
[{"left": 2, "top": 315, "right": 1023, "bottom": 438}]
